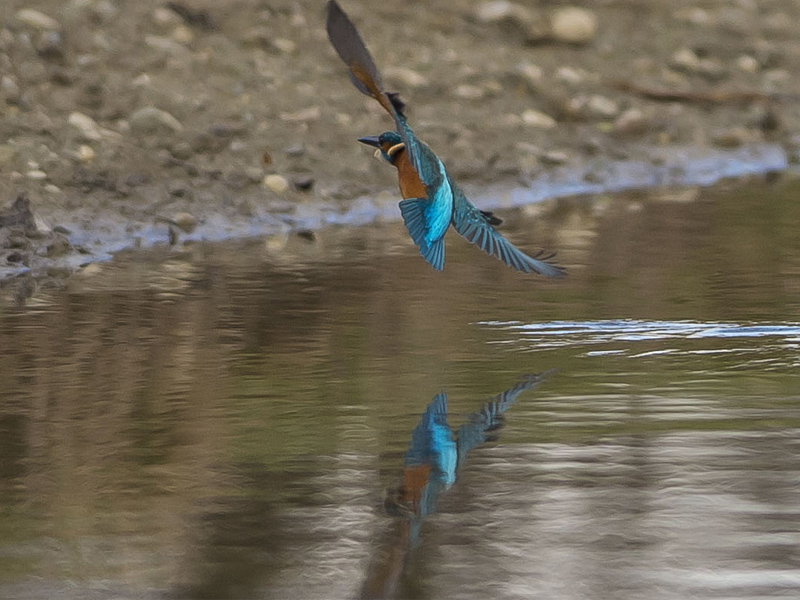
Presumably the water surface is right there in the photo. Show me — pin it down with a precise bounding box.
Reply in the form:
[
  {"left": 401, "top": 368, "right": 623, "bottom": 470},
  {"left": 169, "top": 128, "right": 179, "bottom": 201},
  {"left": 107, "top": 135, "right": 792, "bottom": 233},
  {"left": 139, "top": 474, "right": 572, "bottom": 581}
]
[{"left": 1, "top": 176, "right": 800, "bottom": 599}]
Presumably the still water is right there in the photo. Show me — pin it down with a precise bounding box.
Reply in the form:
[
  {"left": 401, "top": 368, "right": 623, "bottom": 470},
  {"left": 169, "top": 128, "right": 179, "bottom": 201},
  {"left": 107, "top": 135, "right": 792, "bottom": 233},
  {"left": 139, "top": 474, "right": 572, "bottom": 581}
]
[{"left": 1, "top": 176, "right": 800, "bottom": 599}]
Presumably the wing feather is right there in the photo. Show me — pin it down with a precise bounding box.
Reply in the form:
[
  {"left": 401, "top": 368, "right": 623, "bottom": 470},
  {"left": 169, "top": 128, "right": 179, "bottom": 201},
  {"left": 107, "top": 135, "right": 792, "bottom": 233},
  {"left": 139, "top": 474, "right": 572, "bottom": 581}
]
[{"left": 451, "top": 186, "right": 566, "bottom": 277}]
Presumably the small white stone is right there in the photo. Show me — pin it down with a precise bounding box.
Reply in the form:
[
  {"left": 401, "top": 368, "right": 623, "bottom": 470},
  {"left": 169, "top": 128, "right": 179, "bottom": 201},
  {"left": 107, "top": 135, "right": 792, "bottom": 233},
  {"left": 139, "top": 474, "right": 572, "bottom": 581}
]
[
  {"left": 172, "top": 212, "right": 197, "bottom": 233},
  {"left": 264, "top": 174, "right": 290, "bottom": 194},
  {"left": 77, "top": 144, "right": 96, "bottom": 163},
  {"left": 515, "top": 62, "right": 543, "bottom": 84},
  {"left": 16, "top": 9, "right": 61, "bottom": 30},
  {"left": 153, "top": 7, "right": 183, "bottom": 27},
  {"left": 79, "top": 263, "right": 104, "bottom": 277},
  {"left": 551, "top": 7, "right": 598, "bottom": 44},
  {"left": 26, "top": 169, "right": 48, "bottom": 180},
  {"left": 132, "top": 73, "right": 151, "bottom": 87},
  {"left": 44, "top": 184, "right": 61, "bottom": 194},
  {"left": 521, "top": 109, "right": 557, "bottom": 129},
  {"left": 129, "top": 106, "right": 183, "bottom": 133},
  {"left": 172, "top": 25, "right": 194, "bottom": 45},
  {"left": 385, "top": 67, "right": 429, "bottom": 88},
  {"left": 454, "top": 84, "right": 484, "bottom": 100},
  {"left": 586, "top": 95, "right": 619, "bottom": 118},
  {"left": 613, "top": 108, "right": 649, "bottom": 135},
  {"left": 476, "top": 1, "right": 533, "bottom": 24},
  {"left": 273, "top": 38, "right": 296, "bottom": 54},
  {"left": 68, "top": 111, "right": 103, "bottom": 141},
  {"left": 555, "top": 66, "right": 585, "bottom": 84},
  {"left": 736, "top": 54, "right": 759, "bottom": 73},
  {"left": 672, "top": 48, "right": 700, "bottom": 70}
]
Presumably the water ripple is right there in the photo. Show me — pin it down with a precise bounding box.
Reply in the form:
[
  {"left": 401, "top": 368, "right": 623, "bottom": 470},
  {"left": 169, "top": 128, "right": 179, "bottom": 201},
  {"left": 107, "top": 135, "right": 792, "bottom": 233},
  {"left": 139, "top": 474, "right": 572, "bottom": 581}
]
[{"left": 480, "top": 319, "right": 800, "bottom": 359}]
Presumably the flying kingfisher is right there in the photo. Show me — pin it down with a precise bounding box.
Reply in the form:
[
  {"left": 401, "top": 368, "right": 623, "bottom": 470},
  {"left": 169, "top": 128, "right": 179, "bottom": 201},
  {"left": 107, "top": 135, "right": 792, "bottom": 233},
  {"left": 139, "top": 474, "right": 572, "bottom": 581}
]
[{"left": 325, "top": 1, "right": 565, "bottom": 276}]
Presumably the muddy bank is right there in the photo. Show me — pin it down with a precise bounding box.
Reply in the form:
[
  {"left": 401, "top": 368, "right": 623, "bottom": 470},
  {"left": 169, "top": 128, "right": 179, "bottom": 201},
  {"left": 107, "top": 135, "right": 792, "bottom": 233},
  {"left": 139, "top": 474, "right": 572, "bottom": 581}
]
[{"left": 2, "top": 0, "right": 800, "bottom": 284}]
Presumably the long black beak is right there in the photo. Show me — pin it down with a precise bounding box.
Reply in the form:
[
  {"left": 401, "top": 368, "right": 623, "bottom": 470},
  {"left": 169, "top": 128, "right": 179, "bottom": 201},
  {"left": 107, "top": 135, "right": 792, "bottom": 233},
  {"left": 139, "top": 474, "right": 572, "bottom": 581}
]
[{"left": 357, "top": 135, "right": 381, "bottom": 148}]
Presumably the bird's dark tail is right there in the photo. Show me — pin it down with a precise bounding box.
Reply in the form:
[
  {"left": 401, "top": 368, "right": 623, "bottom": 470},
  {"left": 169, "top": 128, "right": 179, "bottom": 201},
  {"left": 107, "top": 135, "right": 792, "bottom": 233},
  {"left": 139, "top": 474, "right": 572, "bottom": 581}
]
[{"left": 325, "top": 0, "right": 406, "bottom": 118}]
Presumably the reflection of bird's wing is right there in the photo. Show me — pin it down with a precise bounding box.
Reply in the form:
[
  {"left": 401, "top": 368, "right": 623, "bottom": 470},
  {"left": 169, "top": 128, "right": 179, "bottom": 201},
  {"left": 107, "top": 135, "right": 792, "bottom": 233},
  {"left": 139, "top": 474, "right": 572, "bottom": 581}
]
[
  {"left": 457, "top": 373, "right": 551, "bottom": 466},
  {"left": 451, "top": 186, "right": 566, "bottom": 277},
  {"left": 325, "top": 1, "right": 444, "bottom": 194}
]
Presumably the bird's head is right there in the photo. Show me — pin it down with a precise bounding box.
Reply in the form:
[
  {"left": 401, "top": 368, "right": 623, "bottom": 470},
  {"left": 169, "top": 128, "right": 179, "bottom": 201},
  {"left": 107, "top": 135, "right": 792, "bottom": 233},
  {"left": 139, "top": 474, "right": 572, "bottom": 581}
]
[{"left": 358, "top": 131, "right": 404, "bottom": 164}]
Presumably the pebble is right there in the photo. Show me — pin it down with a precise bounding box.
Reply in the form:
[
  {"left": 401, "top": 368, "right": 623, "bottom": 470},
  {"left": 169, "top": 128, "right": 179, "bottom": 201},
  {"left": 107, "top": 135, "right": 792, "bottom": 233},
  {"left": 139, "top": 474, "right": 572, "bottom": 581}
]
[
  {"left": 613, "top": 108, "right": 649, "bottom": 136},
  {"left": 673, "top": 7, "right": 711, "bottom": 26},
  {"left": 272, "top": 38, "right": 296, "bottom": 54},
  {"left": 555, "top": 66, "right": 585, "bottom": 84},
  {"left": 153, "top": 7, "right": 183, "bottom": 27},
  {"left": 280, "top": 106, "right": 320, "bottom": 122},
  {"left": 735, "top": 54, "right": 759, "bottom": 73},
  {"left": 711, "top": 128, "right": 752, "bottom": 149},
  {"left": 44, "top": 184, "right": 61, "bottom": 194},
  {"left": 170, "top": 141, "right": 193, "bottom": 160},
  {"left": 540, "top": 150, "right": 570, "bottom": 165},
  {"left": 26, "top": 170, "right": 47, "bottom": 180},
  {"left": 0, "top": 75, "right": 19, "bottom": 102},
  {"left": 551, "top": 7, "right": 598, "bottom": 44},
  {"left": 36, "top": 30, "right": 65, "bottom": 59},
  {"left": 129, "top": 106, "right": 183, "bottom": 133},
  {"left": 264, "top": 174, "right": 290, "bottom": 194},
  {"left": 77, "top": 144, "right": 96, "bottom": 163},
  {"left": 385, "top": 67, "right": 429, "bottom": 89},
  {"left": 475, "top": 1, "right": 534, "bottom": 25},
  {"left": 16, "top": 9, "right": 61, "bottom": 31},
  {"left": 586, "top": 95, "right": 619, "bottom": 118},
  {"left": 144, "top": 35, "right": 188, "bottom": 56},
  {"left": 167, "top": 181, "right": 191, "bottom": 198},
  {"left": 68, "top": 112, "right": 103, "bottom": 141},
  {"left": 454, "top": 84, "right": 484, "bottom": 100},
  {"left": 172, "top": 25, "right": 194, "bottom": 45},
  {"left": 671, "top": 48, "right": 726, "bottom": 79},
  {"left": 284, "top": 143, "right": 305, "bottom": 157},
  {"left": 293, "top": 175, "right": 314, "bottom": 191},
  {"left": 46, "top": 234, "right": 72, "bottom": 257},
  {"left": 521, "top": 109, "right": 557, "bottom": 129},
  {"left": 172, "top": 212, "right": 198, "bottom": 233},
  {"left": 515, "top": 62, "right": 543, "bottom": 85},
  {"left": 671, "top": 48, "right": 699, "bottom": 70},
  {"left": 245, "top": 166, "right": 264, "bottom": 183},
  {"left": 79, "top": 263, "right": 104, "bottom": 277}
]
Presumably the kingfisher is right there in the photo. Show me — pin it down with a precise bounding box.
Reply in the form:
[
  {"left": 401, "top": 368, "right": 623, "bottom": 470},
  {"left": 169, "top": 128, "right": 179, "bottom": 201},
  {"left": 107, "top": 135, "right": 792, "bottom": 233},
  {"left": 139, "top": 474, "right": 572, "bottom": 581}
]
[{"left": 325, "top": 1, "right": 565, "bottom": 276}]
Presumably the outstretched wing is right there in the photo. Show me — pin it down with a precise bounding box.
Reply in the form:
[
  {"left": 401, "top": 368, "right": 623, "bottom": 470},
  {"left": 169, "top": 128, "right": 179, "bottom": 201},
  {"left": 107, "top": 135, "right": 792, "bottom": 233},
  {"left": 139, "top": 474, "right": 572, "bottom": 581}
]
[
  {"left": 325, "top": 1, "right": 444, "bottom": 193},
  {"left": 457, "top": 372, "right": 552, "bottom": 465},
  {"left": 451, "top": 187, "right": 566, "bottom": 277}
]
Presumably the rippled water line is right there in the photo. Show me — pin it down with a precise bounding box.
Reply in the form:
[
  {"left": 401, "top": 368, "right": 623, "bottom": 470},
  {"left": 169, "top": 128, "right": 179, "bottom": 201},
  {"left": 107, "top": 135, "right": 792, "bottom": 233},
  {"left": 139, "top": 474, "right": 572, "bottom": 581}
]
[{"left": 480, "top": 319, "right": 800, "bottom": 342}]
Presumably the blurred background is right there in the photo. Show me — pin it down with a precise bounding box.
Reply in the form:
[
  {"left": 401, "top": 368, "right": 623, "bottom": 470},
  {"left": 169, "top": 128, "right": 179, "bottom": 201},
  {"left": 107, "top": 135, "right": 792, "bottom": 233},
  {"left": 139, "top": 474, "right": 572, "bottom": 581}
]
[{"left": 2, "top": 2, "right": 800, "bottom": 599}]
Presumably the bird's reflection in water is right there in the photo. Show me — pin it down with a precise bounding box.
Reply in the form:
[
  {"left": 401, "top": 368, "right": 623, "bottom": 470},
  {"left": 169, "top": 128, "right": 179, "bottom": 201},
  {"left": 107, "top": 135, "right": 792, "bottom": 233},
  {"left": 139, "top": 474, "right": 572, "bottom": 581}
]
[{"left": 360, "top": 372, "right": 553, "bottom": 599}]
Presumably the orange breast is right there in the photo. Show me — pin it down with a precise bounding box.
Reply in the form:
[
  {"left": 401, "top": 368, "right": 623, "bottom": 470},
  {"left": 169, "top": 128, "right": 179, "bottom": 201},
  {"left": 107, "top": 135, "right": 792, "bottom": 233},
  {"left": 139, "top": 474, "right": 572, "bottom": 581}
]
[{"left": 394, "top": 150, "right": 427, "bottom": 199}]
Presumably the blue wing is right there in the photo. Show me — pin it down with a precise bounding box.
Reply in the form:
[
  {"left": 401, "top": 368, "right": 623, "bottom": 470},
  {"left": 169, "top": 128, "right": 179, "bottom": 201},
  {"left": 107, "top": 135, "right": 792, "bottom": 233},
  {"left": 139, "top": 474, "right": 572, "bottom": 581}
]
[
  {"left": 451, "top": 186, "right": 566, "bottom": 277},
  {"left": 399, "top": 198, "right": 446, "bottom": 270},
  {"left": 457, "top": 373, "right": 551, "bottom": 466}
]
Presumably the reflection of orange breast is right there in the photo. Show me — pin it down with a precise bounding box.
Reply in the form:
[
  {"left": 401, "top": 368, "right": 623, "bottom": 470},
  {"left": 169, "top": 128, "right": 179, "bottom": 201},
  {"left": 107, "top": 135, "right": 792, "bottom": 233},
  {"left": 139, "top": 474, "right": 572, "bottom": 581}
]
[
  {"left": 394, "top": 150, "right": 427, "bottom": 199},
  {"left": 399, "top": 464, "right": 431, "bottom": 507}
]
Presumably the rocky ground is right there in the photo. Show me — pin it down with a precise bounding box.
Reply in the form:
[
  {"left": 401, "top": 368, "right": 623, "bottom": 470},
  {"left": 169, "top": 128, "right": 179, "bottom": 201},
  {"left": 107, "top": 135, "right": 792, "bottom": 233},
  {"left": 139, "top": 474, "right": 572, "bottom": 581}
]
[{"left": 2, "top": 0, "right": 800, "bottom": 286}]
